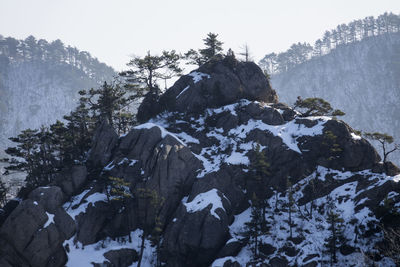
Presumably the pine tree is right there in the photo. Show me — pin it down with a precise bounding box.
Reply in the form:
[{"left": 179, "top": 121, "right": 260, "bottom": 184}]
[
  {"left": 294, "top": 96, "right": 345, "bottom": 117},
  {"left": 243, "top": 193, "right": 268, "bottom": 260},
  {"left": 246, "top": 143, "right": 271, "bottom": 227},
  {"left": 121, "top": 50, "right": 182, "bottom": 95},
  {"left": 251, "top": 143, "right": 270, "bottom": 182},
  {"left": 106, "top": 176, "right": 132, "bottom": 201},
  {"left": 363, "top": 132, "right": 399, "bottom": 163},
  {"left": 286, "top": 179, "right": 296, "bottom": 239},
  {"left": 200, "top": 33, "right": 223, "bottom": 60},
  {"left": 62, "top": 102, "right": 94, "bottom": 163},
  {"left": 0, "top": 178, "right": 8, "bottom": 207},
  {"left": 324, "top": 209, "right": 347, "bottom": 265},
  {"left": 185, "top": 32, "right": 223, "bottom": 65}
]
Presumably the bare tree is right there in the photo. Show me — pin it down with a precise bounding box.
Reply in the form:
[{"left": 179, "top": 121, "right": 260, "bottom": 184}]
[
  {"left": 377, "top": 225, "right": 400, "bottom": 265},
  {"left": 239, "top": 43, "right": 252, "bottom": 62}
]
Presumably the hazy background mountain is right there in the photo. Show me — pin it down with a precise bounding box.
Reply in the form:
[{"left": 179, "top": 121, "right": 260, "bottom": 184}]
[
  {"left": 0, "top": 35, "right": 115, "bottom": 194},
  {"left": 0, "top": 35, "right": 116, "bottom": 152},
  {"left": 260, "top": 13, "right": 400, "bottom": 164}
]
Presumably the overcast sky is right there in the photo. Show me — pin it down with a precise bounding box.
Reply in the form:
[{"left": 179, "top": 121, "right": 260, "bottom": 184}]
[{"left": 1, "top": 0, "right": 399, "bottom": 71}]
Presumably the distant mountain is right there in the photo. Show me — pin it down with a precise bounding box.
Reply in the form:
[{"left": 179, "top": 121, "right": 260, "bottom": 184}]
[
  {"left": 0, "top": 35, "right": 116, "bottom": 152},
  {"left": 262, "top": 13, "right": 400, "bottom": 164}
]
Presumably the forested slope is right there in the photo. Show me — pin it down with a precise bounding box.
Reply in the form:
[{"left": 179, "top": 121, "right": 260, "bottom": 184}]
[
  {"left": 262, "top": 13, "right": 400, "bottom": 164},
  {"left": 0, "top": 35, "right": 115, "bottom": 151}
]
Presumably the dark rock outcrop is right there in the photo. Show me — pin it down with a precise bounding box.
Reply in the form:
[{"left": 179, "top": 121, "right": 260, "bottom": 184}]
[
  {"left": 0, "top": 200, "right": 48, "bottom": 253},
  {"left": 107, "top": 125, "right": 202, "bottom": 228},
  {"left": 298, "top": 119, "right": 380, "bottom": 172},
  {"left": 163, "top": 190, "right": 231, "bottom": 267},
  {"left": 138, "top": 56, "right": 278, "bottom": 122},
  {"left": 28, "top": 186, "right": 65, "bottom": 213},
  {"left": 53, "top": 165, "right": 87, "bottom": 196},
  {"left": 0, "top": 188, "right": 75, "bottom": 267},
  {"left": 103, "top": 249, "right": 139, "bottom": 267},
  {"left": 87, "top": 121, "right": 119, "bottom": 170},
  {"left": 76, "top": 201, "right": 111, "bottom": 245}
]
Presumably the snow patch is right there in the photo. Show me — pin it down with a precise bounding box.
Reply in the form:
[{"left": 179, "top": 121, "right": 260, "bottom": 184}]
[
  {"left": 176, "top": 85, "right": 190, "bottom": 99},
  {"left": 225, "top": 151, "right": 249, "bottom": 165},
  {"left": 229, "top": 118, "right": 328, "bottom": 153},
  {"left": 188, "top": 71, "right": 210, "bottom": 83},
  {"left": 351, "top": 132, "right": 362, "bottom": 140},
  {"left": 44, "top": 212, "right": 54, "bottom": 228},
  {"left": 175, "top": 132, "right": 200, "bottom": 144},
  {"left": 63, "top": 190, "right": 108, "bottom": 219},
  {"left": 184, "top": 189, "right": 227, "bottom": 220},
  {"left": 64, "top": 229, "right": 155, "bottom": 267},
  {"left": 134, "top": 123, "right": 186, "bottom": 146}
]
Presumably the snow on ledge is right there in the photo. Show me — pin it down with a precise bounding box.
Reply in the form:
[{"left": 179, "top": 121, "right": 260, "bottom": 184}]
[
  {"left": 188, "top": 71, "right": 210, "bottom": 83},
  {"left": 64, "top": 229, "right": 155, "bottom": 267},
  {"left": 63, "top": 190, "right": 108, "bottom": 219},
  {"left": 184, "top": 189, "right": 227, "bottom": 220},
  {"left": 44, "top": 212, "right": 55, "bottom": 228},
  {"left": 134, "top": 122, "right": 186, "bottom": 146},
  {"left": 229, "top": 118, "right": 328, "bottom": 153},
  {"left": 351, "top": 132, "right": 362, "bottom": 140},
  {"left": 225, "top": 151, "right": 249, "bottom": 165},
  {"left": 176, "top": 85, "right": 190, "bottom": 99}
]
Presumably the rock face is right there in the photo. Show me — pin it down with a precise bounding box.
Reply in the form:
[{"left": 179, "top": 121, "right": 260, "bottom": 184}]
[
  {"left": 1, "top": 56, "right": 400, "bottom": 267},
  {"left": 87, "top": 121, "right": 119, "bottom": 170},
  {"left": 0, "top": 189, "right": 75, "bottom": 267}
]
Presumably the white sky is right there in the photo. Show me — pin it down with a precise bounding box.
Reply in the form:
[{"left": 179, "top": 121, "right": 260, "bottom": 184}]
[{"left": 1, "top": 0, "right": 399, "bottom": 71}]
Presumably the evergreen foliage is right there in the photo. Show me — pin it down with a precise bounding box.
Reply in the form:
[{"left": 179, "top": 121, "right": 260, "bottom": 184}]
[
  {"left": 247, "top": 143, "right": 270, "bottom": 223},
  {"left": 286, "top": 179, "right": 296, "bottom": 239},
  {"left": 243, "top": 193, "right": 269, "bottom": 260},
  {"left": 2, "top": 79, "right": 136, "bottom": 189},
  {"left": 120, "top": 50, "right": 182, "bottom": 95},
  {"left": 323, "top": 201, "right": 348, "bottom": 265},
  {"left": 0, "top": 177, "right": 8, "bottom": 207},
  {"left": 184, "top": 32, "right": 223, "bottom": 65},
  {"left": 363, "top": 132, "right": 399, "bottom": 162},
  {"left": 242, "top": 144, "right": 271, "bottom": 260},
  {"left": 322, "top": 130, "right": 343, "bottom": 161},
  {"left": 107, "top": 176, "right": 132, "bottom": 201},
  {"left": 259, "top": 12, "right": 400, "bottom": 74},
  {"left": 294, "top": 96, "right": 345, "bottom": 117},
  {"left": 0, "top": 35, "right": 114, "bottom": 81},
  {"left": 250, "top": 143, "right": 270, "bottom": 182},
  {"left": 200, "top": 33, "right": 223, "bottom": 60},
  {"left": 79, "top": 81, "right": 136, "bottom": 130}
]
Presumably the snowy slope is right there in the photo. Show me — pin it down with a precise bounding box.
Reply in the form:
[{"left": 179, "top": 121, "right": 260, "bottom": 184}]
[{"left": 58, "top": 100, "right": 399, "bottom": 266}]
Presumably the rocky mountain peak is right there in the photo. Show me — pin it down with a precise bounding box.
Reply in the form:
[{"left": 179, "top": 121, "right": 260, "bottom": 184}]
[
  {"left": 137, "top": 56, "right": 278, "bottom": 122},
  {"left": 1, "top": 57, "right": 400, "bottom": 266}
]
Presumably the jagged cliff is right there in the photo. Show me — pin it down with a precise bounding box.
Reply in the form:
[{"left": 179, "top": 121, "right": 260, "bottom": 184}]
[
  {"left": 0, "top": 57, "right": 399, "bottom": 267},
  {"left": 271, "top": 32, "right": 400, "bottom": 165}
]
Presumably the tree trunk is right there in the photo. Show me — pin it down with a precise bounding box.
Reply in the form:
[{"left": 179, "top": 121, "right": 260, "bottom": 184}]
[{"left": 137, "top": 232, "right": 146, "bottom": 267}]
